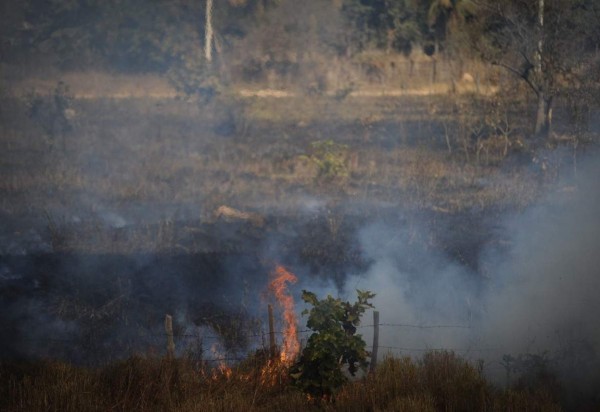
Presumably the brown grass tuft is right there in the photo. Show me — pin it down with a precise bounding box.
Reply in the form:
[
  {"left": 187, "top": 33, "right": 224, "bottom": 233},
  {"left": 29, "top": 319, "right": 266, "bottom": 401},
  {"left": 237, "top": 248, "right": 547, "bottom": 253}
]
[{"left": 0, "top": 351, "right": 565, "bottom": 412}]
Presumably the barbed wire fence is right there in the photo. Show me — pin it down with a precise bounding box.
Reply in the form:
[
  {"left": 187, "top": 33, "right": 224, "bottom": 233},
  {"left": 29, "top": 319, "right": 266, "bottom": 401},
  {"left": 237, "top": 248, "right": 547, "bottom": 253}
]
[
  {"left": 16, "top": 308, "right": 534, "bottom": 385},
  {"left": 155, "top": 310, "right": 502, "bottom": 369}
]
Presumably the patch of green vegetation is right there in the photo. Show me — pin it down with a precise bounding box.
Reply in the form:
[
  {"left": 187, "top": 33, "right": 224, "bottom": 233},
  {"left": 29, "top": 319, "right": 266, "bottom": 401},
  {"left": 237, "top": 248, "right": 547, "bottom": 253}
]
[
  {"left": 301, "top": 140, "right": 349, "bottom": 185},
  {"left": 290, "top": 290, "right": 375, "bottom": 398}
]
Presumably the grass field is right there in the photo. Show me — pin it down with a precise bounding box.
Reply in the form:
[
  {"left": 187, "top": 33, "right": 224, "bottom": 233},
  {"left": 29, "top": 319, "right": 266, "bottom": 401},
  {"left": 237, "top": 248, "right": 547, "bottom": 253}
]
[
  {"left": 1, "top": 69, "right": 598, "bottom": 411},
  {"left": 0, "top": 82, "right": 560, "bottom": 254}
]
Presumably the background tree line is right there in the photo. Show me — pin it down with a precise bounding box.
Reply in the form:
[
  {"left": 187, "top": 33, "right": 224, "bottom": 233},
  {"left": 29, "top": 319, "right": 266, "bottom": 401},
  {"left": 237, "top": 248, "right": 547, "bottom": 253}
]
[
  {"left": 2, "top": 0, "right": 595, "bottom": 67},
  {"left": 2, "top": 0, "right": 599, "bottom": 137},
  {"left": 0, "top": 0, "right": 465, "bottom": 70}
]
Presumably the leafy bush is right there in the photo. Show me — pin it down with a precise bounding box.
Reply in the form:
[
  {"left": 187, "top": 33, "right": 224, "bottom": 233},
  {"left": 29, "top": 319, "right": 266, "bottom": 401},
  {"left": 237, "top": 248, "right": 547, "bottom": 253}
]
[
  {"left": 290, "top": 289, "right": 375, "bottom": 398},
  {"left": 301, "top": 140, "right": 349, "bottom": 185}
]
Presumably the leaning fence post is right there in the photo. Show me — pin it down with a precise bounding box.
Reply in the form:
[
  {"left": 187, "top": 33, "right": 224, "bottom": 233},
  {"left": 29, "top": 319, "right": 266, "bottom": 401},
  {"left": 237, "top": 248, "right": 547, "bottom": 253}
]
[
  {"left": 268, "top": 304, "right": 277, "bottom": 359},
  {"left": 370, "top": 311, "right": 380, "bottom": 373},
  {"left": 165, "top": 314, "right": 175, "bottom": 359}
]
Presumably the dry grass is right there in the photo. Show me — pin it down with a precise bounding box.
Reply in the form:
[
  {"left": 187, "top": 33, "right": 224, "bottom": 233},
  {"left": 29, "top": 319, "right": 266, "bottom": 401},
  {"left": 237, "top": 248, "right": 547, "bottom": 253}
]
[
  {"left": 332, "top": 353, "right": 561, "bottom": 412},
  {"left": 0, "top": 352, "right": 563, "bottom": 412},
  {"left": 0, "top": 85, "right": 582, "bottom": 253},
  {"left": 6, "top": 72, "right": 177, "bottom": 99},
  {"left": 4, "top": 52, "right": 497, "bottom": 100}
]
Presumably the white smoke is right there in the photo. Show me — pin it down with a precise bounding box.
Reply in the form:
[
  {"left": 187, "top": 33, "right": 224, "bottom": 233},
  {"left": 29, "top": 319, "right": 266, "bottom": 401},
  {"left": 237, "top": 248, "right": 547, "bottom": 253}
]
[
  {"left": 477, "top": 158, "right": 600, "bottom": 388},
  {"left": 339, "top": 156, "right": 600, "bottom": 393}
]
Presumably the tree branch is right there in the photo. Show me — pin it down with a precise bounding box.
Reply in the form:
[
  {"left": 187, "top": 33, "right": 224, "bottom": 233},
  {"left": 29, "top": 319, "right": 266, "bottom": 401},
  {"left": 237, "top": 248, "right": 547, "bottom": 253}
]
[{"left": 491, "top": 60, "right": 540, "bottom": 95}]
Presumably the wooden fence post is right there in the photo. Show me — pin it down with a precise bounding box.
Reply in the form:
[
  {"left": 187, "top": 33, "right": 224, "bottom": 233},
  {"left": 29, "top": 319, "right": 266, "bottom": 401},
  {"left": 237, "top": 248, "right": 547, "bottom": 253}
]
[
  {"left": 268, "top": 304, "right": 277, "bottom": 359},
  {"left": 370, "top": 311, "right": 379, "bottom": 373},
  {"left": 165, "top": 314, "right": 175, "bottom": 359}
]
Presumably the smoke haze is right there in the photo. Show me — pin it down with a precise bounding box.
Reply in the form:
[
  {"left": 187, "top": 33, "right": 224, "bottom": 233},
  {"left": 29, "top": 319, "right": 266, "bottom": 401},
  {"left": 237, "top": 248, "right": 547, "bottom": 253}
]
[
  {"left": 339, "top": 155, "right": 600, "bottom": 396},
  {"left": 1, "top": 2, "right": 600, "bottom": 410}
]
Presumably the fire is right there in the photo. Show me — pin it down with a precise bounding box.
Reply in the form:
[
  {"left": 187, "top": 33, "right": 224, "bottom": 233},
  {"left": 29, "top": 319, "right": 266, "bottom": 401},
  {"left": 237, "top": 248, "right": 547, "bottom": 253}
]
[
  {"left": 203, "top": 264, "right": 300, "bottom": 386},
  {"left": 268, "top": 265, "right": 299, "bottom": 363},
  {"left": 209, "top": 343, "right": 232, "bottom": 380},
  {"left": 259, "top": 358, "right": 289, "bottom": 387}
]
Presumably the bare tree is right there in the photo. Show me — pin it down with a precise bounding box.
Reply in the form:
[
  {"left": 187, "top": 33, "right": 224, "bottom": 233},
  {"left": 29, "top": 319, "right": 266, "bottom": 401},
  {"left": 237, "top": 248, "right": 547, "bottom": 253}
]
[
  {"left": 471, "top": 0, "right": 597, "bottom": 138},
  {"left": 205, "top": 0, "right": 214, "bottom": 62},
  {"left": 533, "top": 0, "right": 548, "bottom": 136}
]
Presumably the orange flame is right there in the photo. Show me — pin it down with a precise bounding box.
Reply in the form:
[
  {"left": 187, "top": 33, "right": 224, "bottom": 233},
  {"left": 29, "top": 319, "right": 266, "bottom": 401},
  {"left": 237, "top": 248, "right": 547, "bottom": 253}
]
[
  {"left": 269, "top": 265, "right": 299, "bottom": 363},
  {"left": 209, "top": 343, "right": 232, "bottom": 380},
  {"left": 259, "top": 357, "right": 290, "bottom": 387}
]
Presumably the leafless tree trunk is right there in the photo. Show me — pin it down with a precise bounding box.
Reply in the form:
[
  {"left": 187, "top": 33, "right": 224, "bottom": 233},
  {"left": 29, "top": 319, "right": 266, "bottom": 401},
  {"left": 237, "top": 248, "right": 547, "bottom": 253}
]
[
  {"left": 535, "top": 92, "right": 552, "bottom": 137},
  {"left": 205, "top": 0, "right": 214, "bottom": 62},
  {"left": 533, "top": 0, "right": 552, "bottom": 137}
]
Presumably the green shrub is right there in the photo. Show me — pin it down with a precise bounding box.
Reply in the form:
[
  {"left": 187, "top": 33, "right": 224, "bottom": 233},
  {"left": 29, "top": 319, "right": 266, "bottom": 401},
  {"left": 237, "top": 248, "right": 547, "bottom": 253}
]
[
  {"left": 301, "top": 140, "right": 349, "bottom": 185},
  {"left": 290, "top": 289, "right": 375, "bottom": 399}
]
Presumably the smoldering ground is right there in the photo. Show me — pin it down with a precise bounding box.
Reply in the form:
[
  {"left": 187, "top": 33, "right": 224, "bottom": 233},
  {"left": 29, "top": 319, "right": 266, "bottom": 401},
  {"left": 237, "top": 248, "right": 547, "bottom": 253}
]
[
  {"left": 0, "top": 197, "right": 370, "bottom": 363},
  {"left": 0, "top": 252, "right": 268, "bottom": 361}
]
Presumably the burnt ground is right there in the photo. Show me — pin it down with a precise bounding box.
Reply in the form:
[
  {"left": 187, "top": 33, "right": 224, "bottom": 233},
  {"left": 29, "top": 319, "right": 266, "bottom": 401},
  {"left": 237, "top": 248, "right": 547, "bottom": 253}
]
[
  {"left": 0, "top": 91, "right": 589, "bottom": 364},
  {"left": 0, "top": 203, "right": 507, "bottom": 364}
]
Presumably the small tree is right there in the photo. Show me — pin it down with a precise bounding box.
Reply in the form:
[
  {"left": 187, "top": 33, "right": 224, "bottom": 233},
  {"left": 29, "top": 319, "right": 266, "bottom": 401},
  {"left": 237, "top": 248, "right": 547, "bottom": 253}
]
[{"left": 290, "top": 289, "right": 375, "bottom": 399}]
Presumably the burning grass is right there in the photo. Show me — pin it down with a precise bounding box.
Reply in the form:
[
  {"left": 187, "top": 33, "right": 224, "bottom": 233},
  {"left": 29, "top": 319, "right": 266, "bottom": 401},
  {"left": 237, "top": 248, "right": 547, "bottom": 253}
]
[
  {"left": 268, "top": 265, "right": 299, "bottom": 363},
  {"left": 0, "top": 352, "right": 562, "bottom": 412}
]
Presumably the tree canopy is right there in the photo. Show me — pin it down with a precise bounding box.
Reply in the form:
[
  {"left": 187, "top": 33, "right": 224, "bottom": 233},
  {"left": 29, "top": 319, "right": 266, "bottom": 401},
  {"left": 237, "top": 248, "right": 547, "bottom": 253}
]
[{"left": 0, "top": 0, "right": 489, "bottom": 70}]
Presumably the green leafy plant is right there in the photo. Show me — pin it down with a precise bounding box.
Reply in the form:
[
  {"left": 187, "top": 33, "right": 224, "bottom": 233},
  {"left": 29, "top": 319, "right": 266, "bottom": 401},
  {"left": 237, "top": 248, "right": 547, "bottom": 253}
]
[
  {"left": 290, "top": 289, "right": 375, "bottom": 399},
  {"left": 301, "top": 140, "right": 349, "bottom": 184}
]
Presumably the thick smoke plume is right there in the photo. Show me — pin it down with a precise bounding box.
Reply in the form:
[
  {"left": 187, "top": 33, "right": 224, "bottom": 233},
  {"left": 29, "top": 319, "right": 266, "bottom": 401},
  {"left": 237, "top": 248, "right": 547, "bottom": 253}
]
[{"left": 341, "top": 156, "right": 600, "bottom": 395}]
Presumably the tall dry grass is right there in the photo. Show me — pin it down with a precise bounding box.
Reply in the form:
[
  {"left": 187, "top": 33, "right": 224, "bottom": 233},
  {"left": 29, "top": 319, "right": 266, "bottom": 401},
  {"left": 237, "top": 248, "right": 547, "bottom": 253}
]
[
  {"left": 331, "top": 352, "right": 561, "bottom": 412},
  {"left": 1, "top": 351, "right": 562, "bottom": 412}
]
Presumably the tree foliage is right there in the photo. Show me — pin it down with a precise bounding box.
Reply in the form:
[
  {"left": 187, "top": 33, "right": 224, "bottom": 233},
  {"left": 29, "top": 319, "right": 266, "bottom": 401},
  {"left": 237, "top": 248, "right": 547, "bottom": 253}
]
[
  {"left": 1, "top": 0, "right": 474, "bottom": 69},
  {"left": 341, "top": 0, "right": 478, "bottom": 56},
  {"left": 342, "top": 0, "right": 426, "bottom": 55},
  {"left": 428, "top": 0, "right": 475, "bottom": 43},
  {"left": 1, "top": 1, "right": 258, "bottom": 69},
  {"left": 290, "top": 289, "right": 375, "bottom": 398}
]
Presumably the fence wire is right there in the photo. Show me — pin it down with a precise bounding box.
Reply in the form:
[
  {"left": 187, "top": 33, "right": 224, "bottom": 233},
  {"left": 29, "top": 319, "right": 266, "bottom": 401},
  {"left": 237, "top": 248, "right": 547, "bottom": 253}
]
[
  {"left": 18, "top": 321, "right": 497, "bottom": 365},
  {"left": 164, "top": 322, "right": 471, "bottom": 340}
]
